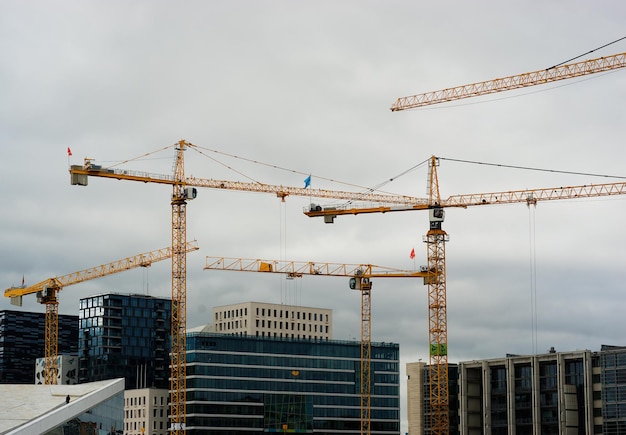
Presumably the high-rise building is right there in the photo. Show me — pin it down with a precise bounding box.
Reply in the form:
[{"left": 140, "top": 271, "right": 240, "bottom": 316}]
[
  {"left": 186, "top": 332, "right": 400, "bottom": 434},
  {"left": 0, "top": 309, "right": 78, "bottom": 384},
  {"left": 78, "top": 293, "right": 171, "bottom": 389},
  {"left": 211, "top": 301, "right": 333, "bottom": 339}
]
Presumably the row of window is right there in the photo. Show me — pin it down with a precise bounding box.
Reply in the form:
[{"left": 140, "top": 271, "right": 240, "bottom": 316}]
[
  {"left": 215, "top": 306, "right": 330, "bottom": 322},
  {"left": 186, "top": 390, "right": 400, "bottom": 409},
  {"left": 255, "top": 331, "right": 328, "bottom": 340},
  {"left": 188, "top": 377, "right": 400, "bottom": 396},
  {"left": 125, "top": 395, "right": 167, "bottom": 407},
  {"left": 217, "top": 307, "right": 248, "bottom": 319},
  {"left": 80, "top": 295, "right": 170, "bottom": 310},
  {"left": 256, "top": 319, "right": 329, "bottom": 332},
  {"left": 125, "top": 420, "right": 164, "bottom": 432}
]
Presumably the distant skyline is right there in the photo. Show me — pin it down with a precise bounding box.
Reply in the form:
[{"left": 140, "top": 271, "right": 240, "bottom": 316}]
[{"left": 1, "top": 2, "right": 625, "bottom": 432}]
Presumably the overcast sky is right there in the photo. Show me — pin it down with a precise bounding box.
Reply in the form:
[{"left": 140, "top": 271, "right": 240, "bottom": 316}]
[{"left": 1, "top": 1, "right": 625, "bottom": 431}]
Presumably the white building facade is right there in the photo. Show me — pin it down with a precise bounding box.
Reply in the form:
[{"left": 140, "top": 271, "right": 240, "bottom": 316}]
[
  {"left": 124, "top": 388, "right": 169, "bottom": 435},
  {"left": 212, "top": 301, "right": 333, "bottom": 340}
]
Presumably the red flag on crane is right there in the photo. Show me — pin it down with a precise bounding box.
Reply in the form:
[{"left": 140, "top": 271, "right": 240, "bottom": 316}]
[
  {"left": 410, "top": 248, "right": 415, "bottom": 259},
  {"left": 67, "top": 147, "right": 72, "bottom": 156}
]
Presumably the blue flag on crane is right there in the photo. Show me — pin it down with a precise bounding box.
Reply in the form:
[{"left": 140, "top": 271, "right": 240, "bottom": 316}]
[{"left": 304, "top": 175, "right": 311, "bottom": 188}]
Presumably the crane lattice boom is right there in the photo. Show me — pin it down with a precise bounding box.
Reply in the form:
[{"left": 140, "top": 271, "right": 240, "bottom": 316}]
[
  {"left": 70, "top": 159, "right": 422, "bottom": 205},
  {"left": 5, "top": 241, "right": 199, "bottom": 299},
  {"left": 4, "top": 241, "right": 199, "bottom": 385},
  {"left": 205, "top": 255, "right": 431, "bottom": 435},
  {"left": 305, "top": 176, "right": 626, "bottom": 218},
  {"left": 390, "top": 51, "right": 626, "bottom": 111},
  {"left": 303, "top": 156, "right": 626, "bottom": 435},
  {"left": 204, "top": 256, "right": 430, "bottom": 278}
]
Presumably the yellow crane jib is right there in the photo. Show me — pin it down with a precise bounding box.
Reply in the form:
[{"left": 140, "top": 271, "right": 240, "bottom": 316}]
[
  {"left": 303, "top": 155, "right": 626, "bottom": 435},
  {"left": 390, "top": 51, "right": 626, "bottom": 110},
  {"left": 4, "top": 240, "right": 199, "bottom": 385},
  {"left": 204, "top": 255, "right": 434, "bottom": 435}
]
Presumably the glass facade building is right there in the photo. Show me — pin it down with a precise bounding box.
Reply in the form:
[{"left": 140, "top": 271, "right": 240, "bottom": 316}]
[
  {"left": 0, "top": 309, "right": 78, "bottom": 384},
  {"left": 79, "top": 293, "right": 171, "bottom": 389},
  {"left": 186, "top": 332, "right": 400, "bottom": 434}
]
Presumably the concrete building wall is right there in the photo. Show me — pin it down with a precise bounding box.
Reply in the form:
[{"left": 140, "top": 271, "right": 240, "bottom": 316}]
[
  {"left": 124, "top": 388, "right": 169, "bottom": 435},
  {"left": 212, "top": 301, "right": 333, "bottom": 339},
  {"left": 457, "top": 350, "right": 596, "bottom": 435},
  {"left": 407, "top": 361, "right": 427, "bottom": 435}
]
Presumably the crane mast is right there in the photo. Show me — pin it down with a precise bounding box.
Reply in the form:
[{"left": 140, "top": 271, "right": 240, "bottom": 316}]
[
  {"left": 204, "top": 257, "right": 431, "bottom": 435},
  {"left": 426, "top": 157, "right": 450, "bottom": 434},
  {"left": 390, "top": 51, "right": 626, "bottom": 110},
  {"left": 70, "top": 140, "right": 419, "bottom": 433},
  {"left": 303, "top": 157, "right": 626, "bottom": 435},
  {"left": 4, "top": 241, "right": 199, "bottom": 385},
  {"left": 170, "top": 143, "right": 193, "bottom": 434}
]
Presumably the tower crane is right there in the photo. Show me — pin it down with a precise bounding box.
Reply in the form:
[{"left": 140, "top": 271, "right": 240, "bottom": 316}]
[
  {"left": 304, "top": 156, "right": 626, "bottom": 435},
  {"left": 390, "top": 51, "right": 626, "bottom": 110},
  {"left": 4, "top": 240, "right": 199, "bottom": 385},
  {"left": 68, "top": 140, "right": 425, "bottom": 434},
  {"left": 204, "top": 256, "right": 434, "bottom": 435}
]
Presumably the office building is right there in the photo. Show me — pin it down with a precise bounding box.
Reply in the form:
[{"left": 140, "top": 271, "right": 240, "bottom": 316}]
[
  {"left": 408, "top": 346, "right": 626, "bottom": 434},
  {"left": 406, "top": 362, "right": 459, "bottom": 435},
  {"left": 457, "top": 348, "right": 595, "bottom": 434},
  {"left": 212, "top": 301, "right": 333, "bottom": 339},
  {"left": 78, "top": 293, "right": 171, "bottom": 389},
  {"left": 186, "top": 332, "right": 400, "bottom": 434},
  {"left": 124, "top": 388, "right": 169, "bottom": 435},
  {"left": 0, "top": 309, "right": 78, "bottom": 384}
]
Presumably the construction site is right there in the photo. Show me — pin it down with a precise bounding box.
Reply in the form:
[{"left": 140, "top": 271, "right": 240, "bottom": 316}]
[{"left": 1, "top": 3, "right": 625, "bottom": 435}]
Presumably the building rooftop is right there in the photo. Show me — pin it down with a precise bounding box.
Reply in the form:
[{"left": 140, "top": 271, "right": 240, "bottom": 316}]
[{"left": 0, "top": 378, "right": 124, "bottom": 434}]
